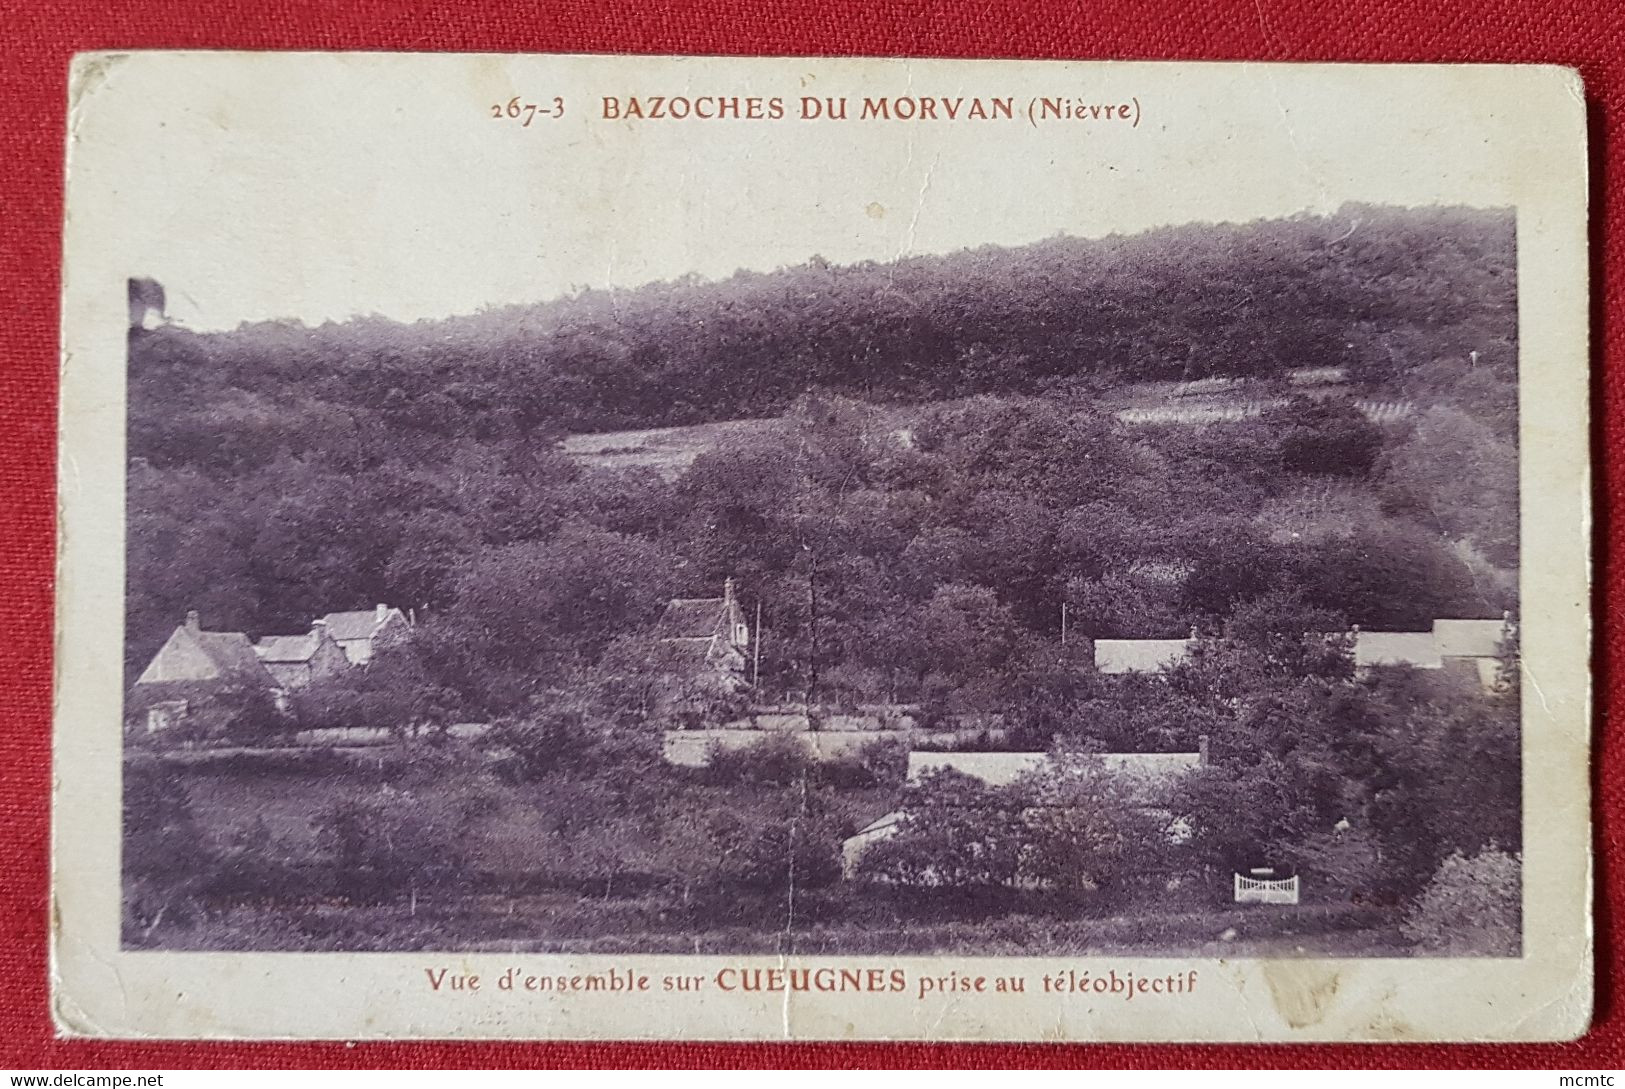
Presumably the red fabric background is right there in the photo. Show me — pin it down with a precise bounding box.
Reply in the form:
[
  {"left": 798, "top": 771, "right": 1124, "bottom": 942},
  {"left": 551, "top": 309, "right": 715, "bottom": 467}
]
[{"left": 0, "top": 0, "right": 1619, "bottom": 1070}]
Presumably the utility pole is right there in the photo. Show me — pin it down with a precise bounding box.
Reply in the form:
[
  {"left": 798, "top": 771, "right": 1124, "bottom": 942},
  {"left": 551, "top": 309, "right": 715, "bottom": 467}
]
[
  {"left": 753, "top": 599, "right": 763, "bottom": 688},
  {"left": 1061, "top": 602, "right": 1069, "bottom": 646}
]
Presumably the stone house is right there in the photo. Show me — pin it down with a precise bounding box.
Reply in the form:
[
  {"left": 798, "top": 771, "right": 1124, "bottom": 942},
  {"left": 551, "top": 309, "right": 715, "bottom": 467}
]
[
  {"left": 316, "top": 604, "right": 411, "bottom": 665},
  {"left": 253, "top": 619, "right": 352, "bottom": 689},
  {"left": 132, "top": 610, "right": 278, "bottom": 733},
  {"left": 651, "top": 577, "right": 752, "bottom": 695}
]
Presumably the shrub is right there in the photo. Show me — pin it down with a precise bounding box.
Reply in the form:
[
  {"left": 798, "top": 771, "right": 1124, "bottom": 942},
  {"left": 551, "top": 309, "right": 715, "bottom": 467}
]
[
  {"left": 1400, "top": 847, "right": 1520, "bottom": 956},
  {"left": 1267, "top": 396, "right": 1383, "bottom": 477},
  {"left": 706, "top": 791, "right": 843, "bottom": 891},
  {"left": 313, "top": 784, "right": 479, "bottom": 903},
  {"left": 123, "top": 759, "right": 215, "bottom": 940},
  {"left": 856, "top": 771, "right": 1025, "bottom": 887},
  {"left": 703, "top": 733, "right": 812, "bottom": 786}
]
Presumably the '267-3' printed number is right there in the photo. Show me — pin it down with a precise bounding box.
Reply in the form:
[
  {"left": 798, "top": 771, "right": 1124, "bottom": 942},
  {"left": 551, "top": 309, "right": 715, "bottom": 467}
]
[{"left": 490, "top": 96, "right": 565, "bottom": 126}]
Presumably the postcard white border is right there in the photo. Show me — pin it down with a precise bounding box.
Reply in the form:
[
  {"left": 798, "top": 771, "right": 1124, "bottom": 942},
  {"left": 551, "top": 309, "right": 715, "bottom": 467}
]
[{"left": 54, "top": 53, "right": 1592, "bottom": 1042}]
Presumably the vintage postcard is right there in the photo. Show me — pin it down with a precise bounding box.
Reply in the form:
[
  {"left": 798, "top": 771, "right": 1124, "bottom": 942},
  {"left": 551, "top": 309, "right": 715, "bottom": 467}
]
[{"left": 54, "top": 53, "right": 1591, "bottom": 1042}]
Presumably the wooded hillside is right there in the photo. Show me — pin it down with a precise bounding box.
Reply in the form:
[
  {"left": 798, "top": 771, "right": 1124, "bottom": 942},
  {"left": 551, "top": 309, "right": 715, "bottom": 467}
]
[{"left": 126, "top": 203, "right": 1519, "bottom": 706}]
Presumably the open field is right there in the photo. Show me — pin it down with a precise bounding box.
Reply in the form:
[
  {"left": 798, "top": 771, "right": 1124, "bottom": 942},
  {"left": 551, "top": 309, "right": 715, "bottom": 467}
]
[
  {"left": 128, "top": 750, "right": 1449, "bottom": 957},
  {"left": 560, "top": 417, "right": 786, "bottom": 477},
  {"left": 556, "top": 382, "right": 1421, "bottom": 479}
]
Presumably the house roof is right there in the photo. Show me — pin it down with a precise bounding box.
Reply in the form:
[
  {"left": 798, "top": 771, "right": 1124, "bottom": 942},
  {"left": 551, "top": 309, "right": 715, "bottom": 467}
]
[
  {"left": 654, "top": 598, "right": 726, "bottom": 639},
  {"left": 1433, "top": 619, "right": 1507, "bottom": 659},
  {"left": 1093, "top": 638, "right": 1194, "bottom": 674},
  {"left": 320, "top": 608, "right": 399, "bottom": 642},
  {"left": 255, "top": 633, "right": 322, "bottom": 664},
  {"left": 184, "top": 628, "right": 277, "bottom": 686},
  {"left": 1353, "top": 631, "right": 1441, "bottom": 670},
  {"left": 907, "top": 751, "right": 1050, "bottom": 788}
]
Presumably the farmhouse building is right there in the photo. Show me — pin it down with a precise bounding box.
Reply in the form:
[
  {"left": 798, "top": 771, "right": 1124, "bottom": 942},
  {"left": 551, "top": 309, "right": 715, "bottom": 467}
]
[
  {"left": 253, "top": 620, "right": 351, "bottom": 689},
  {"left": 652, "top": 577, "right": 752, "bottom": 692},
  {"left": 842, "top": 747, "right": 1205, "bottom": 880},
  {"left": 317, "top": 604, "right": 411, "bottom": 665},
  {"left": 132, "top": 610, "right": 278, "bottom": 732},
  {"left": 137, "top": 610, "right": 274, "bottom": 689}
]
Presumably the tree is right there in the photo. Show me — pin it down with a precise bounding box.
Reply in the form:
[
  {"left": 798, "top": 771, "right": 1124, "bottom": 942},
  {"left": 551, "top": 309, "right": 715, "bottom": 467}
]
[
  {"left": 1381, "top": 406, "right": 1519, "bottom": 566},
  {"left": 912, "top": 396, "right": 1127, "bottom": 507},
  {"left": 1362, "top": 688, "right": 1522, "bottom": 896},
  {"left": 1016, "top": 754, "right": 1174, "bottom": 897},
  {"left": 383, "top": 508, "right": 478, "bottom": 609},
  {"left": 906, "top": 583, "right": 1020, "bottom": 690},
  {"left": 314, "top": 783, "right": 483, "bottom": 905},
  {"left": 293, "top": 642, "right": 461, "bottom": 737},
  {"left": 1065, "top": 571, "right": 1185, "bottom": 640},
  {"left": 1294, "top": 523, "right": 1483, "bottom": 630},
  {"left": 706, "top": 783, "right": 842, "bottom": 892},
  {"left": 438, "top": 522, "right": 676, "bottom": 705},
  {"left": 1170, "top": 757, "right": 1321, "bottom": 877},
  {"left": 1181, "top": 528, "right": 1286, "bottom": 618},
  {"left": 1265, "top": 396, "right": 1384, "bottom": 477},
  {"left": 1222, "top": 589, "right": 1351, "bottom": 680}
]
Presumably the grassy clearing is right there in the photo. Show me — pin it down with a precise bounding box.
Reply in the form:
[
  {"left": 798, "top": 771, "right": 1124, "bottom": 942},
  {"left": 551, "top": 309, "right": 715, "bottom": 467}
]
[{"left": 560, "top": 417, "right": 785, "bottom": 477}]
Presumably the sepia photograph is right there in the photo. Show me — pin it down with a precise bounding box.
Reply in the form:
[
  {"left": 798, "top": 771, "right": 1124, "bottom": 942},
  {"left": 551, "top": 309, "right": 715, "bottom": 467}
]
[
  {"left": 54, "top": 54, "right": 1589, "bottom": 1042},
  {"left": 120, "top": 203, "right": 1522, "bottom": 958}
]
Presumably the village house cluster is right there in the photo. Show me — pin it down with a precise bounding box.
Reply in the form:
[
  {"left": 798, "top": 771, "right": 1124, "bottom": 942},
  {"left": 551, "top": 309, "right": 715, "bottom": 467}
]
[
  {"left": 132, "top": 604, "right": 411, "bottom": 732},
  {"left": 1094, "top": 614, "right": 1515, "bottom": 688},
  {"left": 644, "top": 591, "right": 1515, "bottom": 902},
  {"left": 127, "top": 576, "right": 1515, "bottom": 904}
]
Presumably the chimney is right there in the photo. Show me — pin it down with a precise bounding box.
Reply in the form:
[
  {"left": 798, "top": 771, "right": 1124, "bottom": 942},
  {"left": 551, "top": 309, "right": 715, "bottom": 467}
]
[
  {"left": 723, "top": 577, "right": 736, "bottom": 606},
  {"left": 185, "top": 609, "right": 200, "bottom": 632},
  {"left": 1198, "top": 734, "right": 1210, "bottom": 767},
  {"left": 1189, "top": 624, "right": 1199, "bottom": 641},
  {"left": 376, "top": 603, "right": 389, "bottom": 623},
  {"left": 311, "top": 618, "right": 328, "bottom": 640}
]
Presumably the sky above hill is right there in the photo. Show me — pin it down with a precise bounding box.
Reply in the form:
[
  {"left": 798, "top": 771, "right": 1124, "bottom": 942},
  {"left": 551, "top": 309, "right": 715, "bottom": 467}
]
[{"left": 68, "top": 54, "right": 1552, "bottom": 331}]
